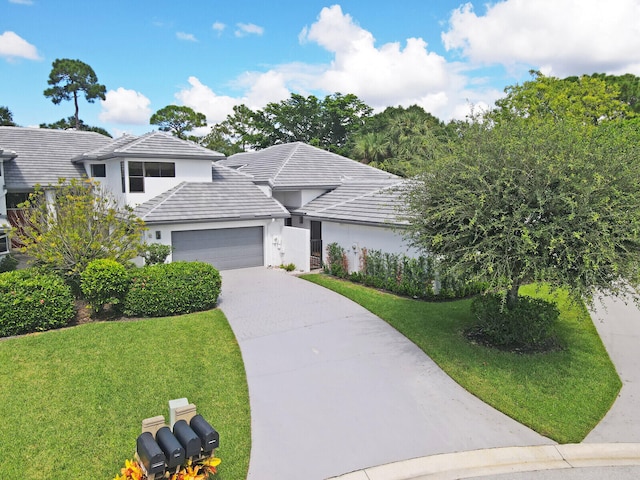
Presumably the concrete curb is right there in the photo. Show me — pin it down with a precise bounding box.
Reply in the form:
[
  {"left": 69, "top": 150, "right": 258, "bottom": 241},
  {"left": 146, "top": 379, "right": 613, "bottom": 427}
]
[{"left": 327, "top": 443, "right": 640, "bottom": 480}]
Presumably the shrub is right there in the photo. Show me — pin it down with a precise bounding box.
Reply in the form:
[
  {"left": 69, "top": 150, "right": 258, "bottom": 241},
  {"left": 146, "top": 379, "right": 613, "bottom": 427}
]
[
  {"left": 80, "top": 259, "right": 129, "bottom": 315},
  {"left": 142, "top": 243, "right": 172, "bottom": 265},
  {"left": 470, "top": 293, "right": 560, "bottom": 351},
  {"left": 324, "top": 243, "right": 349, "bottom": 278},
  {"left": 0, "top": 254, "right": 18, "bottom": 273},
  {"left": 280, "top": 263, "right": 296, "bottom": 272},
  {"left": 123, "top": 261, "right": 221, "bottom": 317},
  {"left": 0, "top": 269, "right": 74, "bottom": 337}
]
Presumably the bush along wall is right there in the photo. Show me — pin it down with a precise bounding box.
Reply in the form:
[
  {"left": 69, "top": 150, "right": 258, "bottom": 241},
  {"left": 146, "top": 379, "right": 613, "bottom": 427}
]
[
  {"left": 324, "top": 243, "right": 483, "bottom": 300},
  {"left": 0, "top": 269, "right": 75, "bottom": 337},
  {"left": 123, "top": 261, "right": 222, "bottom": 317}
]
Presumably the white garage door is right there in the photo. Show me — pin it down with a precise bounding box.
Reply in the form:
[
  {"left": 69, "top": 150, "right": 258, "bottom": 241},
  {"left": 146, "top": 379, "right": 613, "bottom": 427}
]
[{"left": 172, "top": 227, "right": 264, "bottom": 270}]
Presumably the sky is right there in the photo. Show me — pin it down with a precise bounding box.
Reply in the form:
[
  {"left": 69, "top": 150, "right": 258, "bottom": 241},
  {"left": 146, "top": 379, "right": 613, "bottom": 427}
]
[{"left": 2, "top": 0, "right": 640, "bottom": 137}]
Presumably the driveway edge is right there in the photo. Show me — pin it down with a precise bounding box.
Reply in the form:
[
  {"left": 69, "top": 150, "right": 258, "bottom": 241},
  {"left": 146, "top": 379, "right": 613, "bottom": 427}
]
[{"left": 327, "top": 443, "right": 640, "bottom": 480}]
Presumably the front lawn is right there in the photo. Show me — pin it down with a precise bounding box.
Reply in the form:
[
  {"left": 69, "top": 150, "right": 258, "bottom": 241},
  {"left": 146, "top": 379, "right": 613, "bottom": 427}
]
[
  {"left": 301, "top": 274, "right": 621, "bottom": 443},
  {"left": 0, "top": 310, "right": 250, "bottom": 480}
]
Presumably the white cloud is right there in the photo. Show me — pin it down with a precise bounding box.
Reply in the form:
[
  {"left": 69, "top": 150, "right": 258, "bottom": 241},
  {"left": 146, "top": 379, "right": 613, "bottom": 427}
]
[
  {"left": 176, "top": 32, "right": 198, "bottom": 42},
  {"left": 442, "top": 0, "right": 640, "bottom": 77},
  {"left": 212, "top": 22, "right": 226, "bottom": 35},
  {"left": 175, "top": 76, "right": 243, "bottom": 124},
  {"left": 298, "top": 5, "right": 467, "bottom": 120},
  {"left": 99, "top": 87, "right": 152, "bottom": 124},
  {"left": 0, "top": 31, "right": 41, "bottom": 60},
  {"left": 235, "top": 23, "right": 264, "bottom": 37}
]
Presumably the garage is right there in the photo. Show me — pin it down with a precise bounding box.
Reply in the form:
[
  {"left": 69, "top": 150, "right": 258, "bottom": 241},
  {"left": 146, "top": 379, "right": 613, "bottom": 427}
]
[{"left": 172, "top": 226, "right": 264, "bottom": 270}]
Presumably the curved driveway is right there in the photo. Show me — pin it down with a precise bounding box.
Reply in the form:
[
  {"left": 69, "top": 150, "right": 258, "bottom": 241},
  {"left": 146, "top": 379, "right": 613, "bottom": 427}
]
[{"left": 220, "top": 268, "right": 553, "bottom": 480}]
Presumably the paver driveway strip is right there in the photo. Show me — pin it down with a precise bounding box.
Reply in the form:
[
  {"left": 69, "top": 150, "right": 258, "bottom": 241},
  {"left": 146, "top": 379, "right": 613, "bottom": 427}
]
[{"left": 219, "top": 268, "right": 552, "bottom": 480}]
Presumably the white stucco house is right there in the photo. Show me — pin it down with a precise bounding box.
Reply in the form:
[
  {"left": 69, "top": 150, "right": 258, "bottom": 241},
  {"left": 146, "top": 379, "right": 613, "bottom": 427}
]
[{"left": 0, "top": 127, "right": 415, "bottom": 272}]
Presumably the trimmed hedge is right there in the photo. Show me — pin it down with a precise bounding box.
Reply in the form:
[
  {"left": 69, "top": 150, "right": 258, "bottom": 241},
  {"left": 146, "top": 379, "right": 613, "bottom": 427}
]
[
  {"left": 0, "top": 269, "right": 74, "bottom": 337},
  {"left": 124, "top": 261, "right": 221, "bottom": 317},
  {"left": 80, "top": 259, "right": 129, "bottom": 314}
]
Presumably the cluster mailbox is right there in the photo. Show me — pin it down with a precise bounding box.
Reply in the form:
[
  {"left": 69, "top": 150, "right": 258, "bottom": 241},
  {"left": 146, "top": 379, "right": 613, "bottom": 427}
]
[{"left": 134, "top": 400, "right": 219, "bottom": 479}]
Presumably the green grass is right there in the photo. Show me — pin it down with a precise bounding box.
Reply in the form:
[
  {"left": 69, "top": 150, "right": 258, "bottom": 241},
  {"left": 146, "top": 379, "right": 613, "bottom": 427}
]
[
  {"left": 301, "top": 274, "right": 621, "bottom": 443},
  {"left": 0, "top": 310, "right": 250, "bottom": 480}
]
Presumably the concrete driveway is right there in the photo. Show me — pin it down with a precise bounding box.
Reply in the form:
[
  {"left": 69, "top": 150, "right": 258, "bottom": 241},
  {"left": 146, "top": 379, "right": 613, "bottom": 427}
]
[{"left": 219, "top": 268, "right": 552, "bottom": 480}]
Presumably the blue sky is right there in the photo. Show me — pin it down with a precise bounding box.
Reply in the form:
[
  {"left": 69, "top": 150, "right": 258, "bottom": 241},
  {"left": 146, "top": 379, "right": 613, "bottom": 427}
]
[{"left": 2, "top": 0, "right": 639, "bottom": 137}]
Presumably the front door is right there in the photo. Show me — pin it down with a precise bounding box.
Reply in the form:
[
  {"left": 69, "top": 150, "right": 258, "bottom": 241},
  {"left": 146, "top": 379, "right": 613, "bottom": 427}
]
[{"left": 310, "top": 221, "right": 322, "bottom": 269}]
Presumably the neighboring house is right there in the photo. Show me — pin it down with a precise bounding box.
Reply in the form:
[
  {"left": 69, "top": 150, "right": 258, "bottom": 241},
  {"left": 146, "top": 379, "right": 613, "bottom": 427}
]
[
  {"left": 0, "top": 128, "right": 414, "bottom": 271},
  {"left": 219, "top": 142, "right": 407, "bottom": 268}
]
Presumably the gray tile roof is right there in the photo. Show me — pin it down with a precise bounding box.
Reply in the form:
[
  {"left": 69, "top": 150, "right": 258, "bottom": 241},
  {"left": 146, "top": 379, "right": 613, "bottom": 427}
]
[
  {"left": 0, "top": 126, "right": 112, "bottom": 189},
  {"left": 293, "top": 179, "right": 409, "bottom": 227},
  {"left": 134, "top": 163, "right": 290, "bottom": 224},
  {"left": 219, "top": 142, "right": 397, "bottom": 189},
  {"left": 74, "top": 131, "right": 224, "bottom": 161}
]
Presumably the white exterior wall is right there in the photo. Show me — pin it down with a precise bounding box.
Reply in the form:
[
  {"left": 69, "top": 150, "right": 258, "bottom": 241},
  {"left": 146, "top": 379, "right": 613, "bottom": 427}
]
[
  {"left": 0, "top": 161, "right": 6, "bottom": 217},
  {"left": 280, "top": 226, "right": 310, "bottom": 271},
  {"left": 273, "top": 188, "right": 328, "bottom": 209},
  {"left": 143, "top": 218, "right": 287, "bottom": 268},
  {"left": 84, "top": 157, "right": 213, "bottom": 207},
  {"left": 322, "top": 221, "right": 418, "bottom": 273}
]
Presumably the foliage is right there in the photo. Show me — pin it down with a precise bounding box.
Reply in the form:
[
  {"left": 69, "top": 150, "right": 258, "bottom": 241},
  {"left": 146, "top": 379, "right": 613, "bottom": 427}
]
[
  {"left": 470, "top": 293, "right": 560, "bottom": 351},
  {"left": 207, "top": 93, "right": 372, "bottom": 155},
  {"left": 404, "top": 73, "right": 640, "bottom": 309},
  {"left": 0, "top": 269, "right": 74, "bottom": 337},
  {"left": 324, "top": 242, "right": 349, "bottom": 278},
  {"left": 348, "top": 105, "right": 450, "bottom": 176},
  {"left": 43, "top": 58, "right": 106, "bottom": 129},
  {"left": 14, "top": 178, "right": 146, "bottom": 292},
  {"left": 39, "top": 116, "right": 112, "bottom": 137},
  {"left": 114, "top": 456, "right": 220, "bottom": 480},
  {"left": 567, "top": 73, "right": 640, "bottom": 115},
  {"left": 80, "top": 259, "right": 129, "bottom": 315},
  {"left": 150, "top": 105, "right": 207, "bottom": 140},
  {"left": 142, "top": 243, "right": 172, "bottom": 265},
  {"left": 0, "top": 310, "right": 250, "bottom": 480},
  {"left": 0, "top": 105, "right": 16, "bottom": 126},
  {"left": 302, "top": 275, "right": 621, "bottom": 443},
  {"left": 280, "top": 262, "right": 296, "bottom": 272},
  {"left": 123, "top": 262, "right": 221, "bottom": 317},
  {"left": 0, "top": 254, "right": 18, "bottom": 273}
]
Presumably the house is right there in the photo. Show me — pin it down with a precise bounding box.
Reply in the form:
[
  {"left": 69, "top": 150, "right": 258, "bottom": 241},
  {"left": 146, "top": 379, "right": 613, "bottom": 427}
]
[{"left": 0, "top": 127, "right": 414, "bottom": 272}]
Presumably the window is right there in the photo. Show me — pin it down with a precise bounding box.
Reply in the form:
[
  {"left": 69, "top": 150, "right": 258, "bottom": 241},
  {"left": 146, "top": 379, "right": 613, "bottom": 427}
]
[
  {"left": 127, "top": 161, "right": 175, "bottom": 193},
  {"left": 129, "top": 161, "right": 144, "bottom": 193},
  {"left": 6, "top": 192, "right": 30, "bottom": 209},
  {"left": 120, "top": 162, "right": 125, "bottom": 193},
  {"left": 91, "top": 164, "right": 106, "bottom": 178},
  {"left": 285, "top": 218, "right": 292, "bottom": 226}
]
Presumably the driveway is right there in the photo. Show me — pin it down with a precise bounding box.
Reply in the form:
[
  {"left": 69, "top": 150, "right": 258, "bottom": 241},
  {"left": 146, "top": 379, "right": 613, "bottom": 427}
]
[{"left": 219, "top": 268, "right": 552, "bottom": 480}]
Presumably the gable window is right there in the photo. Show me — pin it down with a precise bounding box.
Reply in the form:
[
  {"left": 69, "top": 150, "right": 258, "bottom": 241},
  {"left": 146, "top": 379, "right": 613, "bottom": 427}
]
[
  {"left": 127, "top": 161, "right": 175, "bottom": 193},
  {"left": 91, "top": 164, "right": 106, "bottom": 178}
]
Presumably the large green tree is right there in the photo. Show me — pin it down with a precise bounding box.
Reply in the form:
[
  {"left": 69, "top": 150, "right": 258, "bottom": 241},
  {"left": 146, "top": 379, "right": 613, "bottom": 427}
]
[
  {"left": 40, "top": 116, "right": 112, "bottom": 137},
  {"left": 14, "top": 179, "right": 146, "bottom": 289},
  {"left": 150, "top": 105, "right": 207, "bottom": 140},
  {"left": 404, "top": 74, "right": 640, "bottom": 308},
  {"left": 0, "top": 106, "right": 16, "bottom": 126},
  {"left": 43, "top": 59, "right": 107, "bottom": 130}
]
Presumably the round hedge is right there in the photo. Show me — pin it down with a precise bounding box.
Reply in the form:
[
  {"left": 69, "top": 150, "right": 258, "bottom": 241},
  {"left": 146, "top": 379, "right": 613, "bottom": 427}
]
[
  {"left": 80, "top": 258, "right": 129, "bottom": 314},
  {"left": 0, "top": 269, "right": 74, "bottom": 337},
  {"left": 123, "top": 261, "right": 221, "bottom": 317}
]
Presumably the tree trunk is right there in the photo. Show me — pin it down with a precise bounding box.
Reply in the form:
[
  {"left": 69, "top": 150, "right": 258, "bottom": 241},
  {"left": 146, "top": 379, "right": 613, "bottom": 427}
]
[
  {"left": 73, "top": 92, "right": 80, "bottom": 129},
  {"left": 507, "top": 282, "right": 520, "bottom": 309}
]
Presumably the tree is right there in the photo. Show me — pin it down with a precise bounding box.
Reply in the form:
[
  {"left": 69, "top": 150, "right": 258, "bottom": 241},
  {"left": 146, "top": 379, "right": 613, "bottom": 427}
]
[
  {"left": 150, "top": 105, "right": 207, "bottom": 140},
  {"left": 14, "top": 178, "right": 146, "bottom": 290},
  {"left": 0, "top": 106, "right": 16, "bottom": 126},
  {"left": 404, "top": 74, "right": 640, "bottom": 310},
  {"left": 40, "top": 116, "right": 112, "bottom": 137},
  {"left": 567, "top": 73, "right": 640, "bottom": 115},
  {"left": 43, "top": 59, "right": 107, "bottom": 130}
]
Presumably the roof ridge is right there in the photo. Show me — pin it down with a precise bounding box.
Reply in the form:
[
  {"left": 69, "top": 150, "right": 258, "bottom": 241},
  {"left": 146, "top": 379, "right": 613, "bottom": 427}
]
[
  {"left": 271, "top": 142, "right": 299, "bottom": 182},
  {"left": 138, "top": 181, "right": 187, "bottom": 218}
]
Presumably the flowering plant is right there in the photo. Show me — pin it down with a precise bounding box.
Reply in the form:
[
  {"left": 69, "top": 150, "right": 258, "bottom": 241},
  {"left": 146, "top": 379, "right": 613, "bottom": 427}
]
[{"left": 114, "top": 456, "right": 221, "bottom": 480}]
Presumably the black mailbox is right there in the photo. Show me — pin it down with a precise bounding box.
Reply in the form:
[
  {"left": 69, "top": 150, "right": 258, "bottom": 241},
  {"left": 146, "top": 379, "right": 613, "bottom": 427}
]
[
  {"left": 156, "top": 426, "right": 186, "bottom": 469},
  {"left": 173, "top": 419, "right": 202, "bottom": 457},
  {"left": 190, "top": 414, "right": 219, "bottom": 453},
  {"left": 136, "top": 432, "right": 166, "bottom": 475}
]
